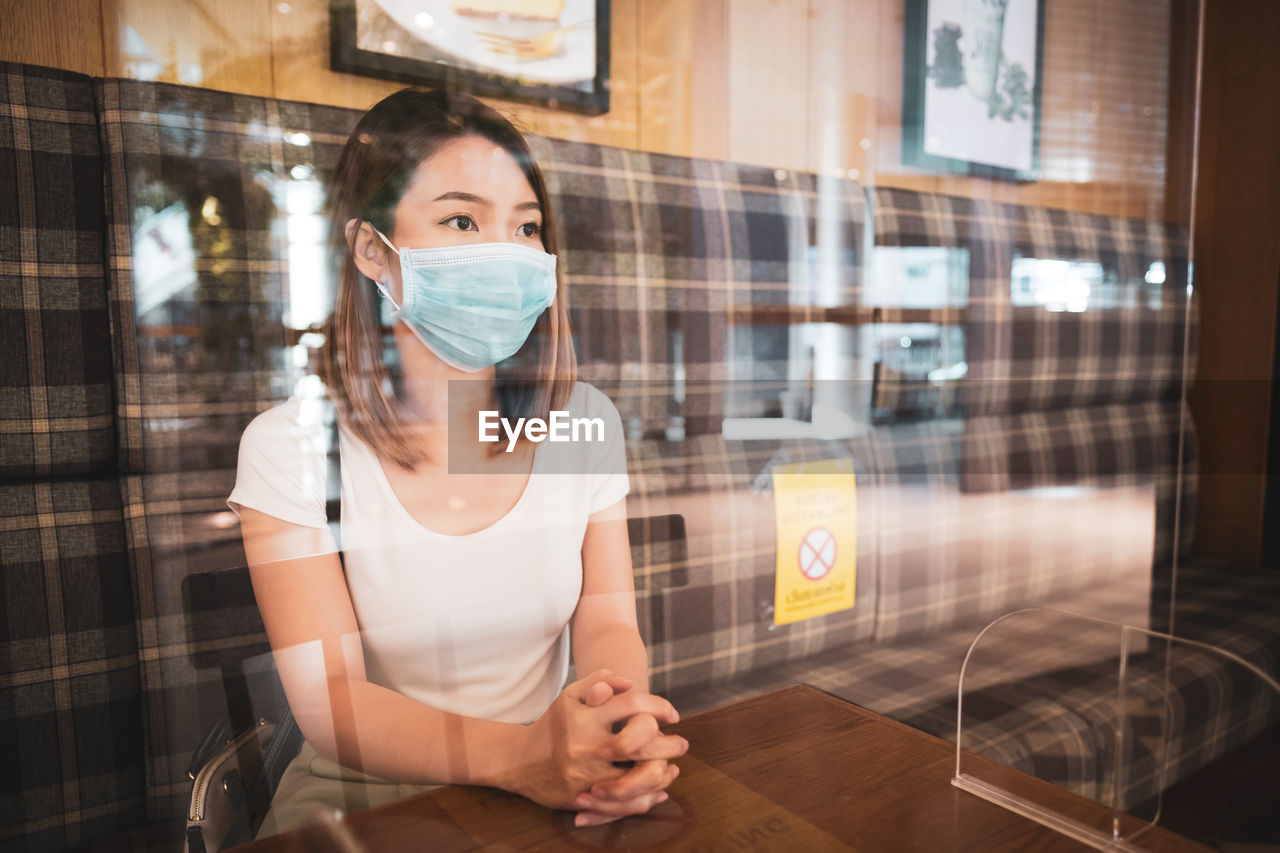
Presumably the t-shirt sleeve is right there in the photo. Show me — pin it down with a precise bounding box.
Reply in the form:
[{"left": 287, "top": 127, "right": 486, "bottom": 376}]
[
  {"left": 584, "top": 385, "right": 630, "bottom": 514},
  {"left": 227, "top": 401, "right": 329, "bottom": 530}
]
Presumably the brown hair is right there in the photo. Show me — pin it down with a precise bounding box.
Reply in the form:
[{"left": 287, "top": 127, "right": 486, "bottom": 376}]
[{"left": 320, "top": 88, "right": 576, "bottom": 469}]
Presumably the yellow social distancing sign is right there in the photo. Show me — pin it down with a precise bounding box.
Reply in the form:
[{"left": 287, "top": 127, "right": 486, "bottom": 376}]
[{"left": 771, "top": 458, "right": 856, "bottom": 625}]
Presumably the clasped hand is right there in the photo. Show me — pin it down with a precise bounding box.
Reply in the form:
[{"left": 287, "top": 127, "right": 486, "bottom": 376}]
[{"left": 512, "top": 670, "right": 688, "bottom": 827}]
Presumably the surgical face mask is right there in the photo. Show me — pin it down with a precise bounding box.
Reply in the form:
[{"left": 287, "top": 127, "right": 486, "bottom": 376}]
[{"left": 371, "top": 227, "right": 557, "bottom": 372}]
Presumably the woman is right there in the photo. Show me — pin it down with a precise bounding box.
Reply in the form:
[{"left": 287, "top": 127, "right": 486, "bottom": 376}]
[{"left": 227, "top": 87, "right": 686, "bottom": 837}]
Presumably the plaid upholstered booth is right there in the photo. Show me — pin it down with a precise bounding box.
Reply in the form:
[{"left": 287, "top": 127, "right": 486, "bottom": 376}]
[
  {"left": 1, "top": 66, "right": 149, "bottom": 851},
  {"left": 4, "top": 60, "right": 1279, "bottom": 851}
]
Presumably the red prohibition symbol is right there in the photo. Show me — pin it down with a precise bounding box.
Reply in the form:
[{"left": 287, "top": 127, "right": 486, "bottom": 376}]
[{"left": 797, "top": 526, "right": 836, "bottom": 580}]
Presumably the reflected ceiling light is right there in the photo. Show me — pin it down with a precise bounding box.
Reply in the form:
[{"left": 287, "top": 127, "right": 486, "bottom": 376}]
[
  {"left": 773, "top": 169, "right": 788, "bottom": 182},
  {"left": 415, "top": 12, "right": 434, "bottom": 29},
  {"left": 284, "top": 131, "right": 311, "bottom": 147},
  {"left": 200, "top": 196, "right": 222, "bottom": 226},
  {"left": 277, "top": 2, "right": 291, "bottom": 12},
  {"left": 290, "top": 164, "right": 314, "bottom": 180},
  {"left": 383, "top": 40, "right": 398, "bottom": 53},
  {"left": 847, "top": 168, "right": 859, "bottom": 180},
  {"left": 1145, "top": 261, "right": 1166, "bottom": 285}
]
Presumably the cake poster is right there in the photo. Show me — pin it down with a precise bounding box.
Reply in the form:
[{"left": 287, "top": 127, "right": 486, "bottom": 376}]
[{"left": 331, "top": 0, "right": 611, "bottom": 115}]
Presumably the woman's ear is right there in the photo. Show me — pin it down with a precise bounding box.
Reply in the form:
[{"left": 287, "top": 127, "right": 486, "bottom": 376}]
[{"left": 348, "top": 219, "right": 392, "bottom": 285}]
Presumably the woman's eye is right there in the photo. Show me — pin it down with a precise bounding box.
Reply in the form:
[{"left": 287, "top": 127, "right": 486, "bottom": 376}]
[
  {"left": 442, "top": 214, "right": 477, "bottom": 231},
  {"left": 518, "top": 222, "right": 541, "bottom": 238}
]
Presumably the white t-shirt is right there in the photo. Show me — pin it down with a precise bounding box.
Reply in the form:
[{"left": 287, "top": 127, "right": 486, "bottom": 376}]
[{"left": 227, "top": 381, "right": 629, "bottom": 725}]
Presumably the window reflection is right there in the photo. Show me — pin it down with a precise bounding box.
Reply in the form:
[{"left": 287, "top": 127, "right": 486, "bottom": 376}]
[
  {"left": 870, "top": 324, "right": 965, "bottom": 423},
  {"left": 865, "top": 246, "right": 969, "bottom": 308},
  {"left": 722, "top": 322, "right": 865, "bottom": 441},
  {"left": 1011, "top": 252, "right": 1163, "bottom": 312},
  {"left": 133, "top": 200, "right": 197, "bottom": 322},
  {"left": 284, "top": 174, "right": 330, "bottom": 330}
]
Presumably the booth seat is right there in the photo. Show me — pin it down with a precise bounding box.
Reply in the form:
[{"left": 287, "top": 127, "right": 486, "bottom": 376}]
[{"left": 2, "top": 61, "right": 1277, "bottom": 853}]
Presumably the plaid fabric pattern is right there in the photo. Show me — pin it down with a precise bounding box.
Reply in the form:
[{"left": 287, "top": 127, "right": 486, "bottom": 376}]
[
  {"left": 535, "top": 138, "right": 864, "bottom": 436},
  {"left": 665, "top": 563, "right": 1280, "bottom": 812},
  {"left": 869, "top": 187, "right": 1194, "bottom": 418},
  {"left": 901, "top": 589, "right": 1280, "bottom": 811},
  {"left": 870, "top": 401, "right": 1192, "bottom": 644},
  {"left": 97, "top": 79, "right": 338, "bottom": 478},
  {"left": 866, "top": 184, "right": 1197, "bottom": 641},
  {"left": 0, "top": 64, "right": 115, "bottom": 480},
  {"left": 94, "top": 78, "right": 366, "bottom": 821},
  {"left": 629, "top": 434, "right": 878, "bottom": 696},
  {"left": 0, "top": 64, "right": 146, "bottom": 853},
  {"left": 665, "top": 558, "right": 1155, "bottom": 718},
  {"left": 0, "top": 479, "right": 145, "bottom": 852}
]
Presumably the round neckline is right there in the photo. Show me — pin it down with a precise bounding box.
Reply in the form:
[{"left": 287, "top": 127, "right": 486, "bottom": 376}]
[{"left": 344, "top": 426, "right": 545, "bottom": 542}]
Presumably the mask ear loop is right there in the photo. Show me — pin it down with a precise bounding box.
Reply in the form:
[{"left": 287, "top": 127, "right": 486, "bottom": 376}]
[{"left": 367, "top": 225, "right": 402, "bottom": 310}]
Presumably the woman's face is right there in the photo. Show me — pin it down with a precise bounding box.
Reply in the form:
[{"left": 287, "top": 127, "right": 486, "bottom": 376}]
[
  {"left": 346, "top": 133, "right": 549, "bottom": 381},
  {"left": 360, "top": 131, "right": 545, "bottom": 303},
  {"left": 377, "top": 134, "right": 545, "bottom": 302}
]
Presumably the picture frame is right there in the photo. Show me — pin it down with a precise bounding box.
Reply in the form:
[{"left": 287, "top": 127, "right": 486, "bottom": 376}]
[
  {"left": 330, "top": 0, "right": 611, "bottom": 115},
  {"left": 902, "top": 0, "right": 1045, "bottom": 181}
]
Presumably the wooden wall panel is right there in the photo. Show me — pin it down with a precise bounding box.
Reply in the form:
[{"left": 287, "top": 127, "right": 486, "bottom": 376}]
[
  {"left": 637, "top": 0, "right": 696, "bottom": 157},
  {"left": 0, "top": 0, "right": 105, "bottom": 76},
  {"left": 269, "top": 0, "right": 399, "bottom": 109},
  {"left": 1188, "top": 0, "right": 1280, "bottom": 568},
  {"left": 726, "top": 0, "right": 809, "bottom": 172},
  {"left": 687, "top": 0, "right": 730, "bottom": 162},
  {"left": 0, "top": 0, "right": 1184, "bottom": 221},
  {"left": 101, "top": 0, "right": 275, "bottom": 96}
]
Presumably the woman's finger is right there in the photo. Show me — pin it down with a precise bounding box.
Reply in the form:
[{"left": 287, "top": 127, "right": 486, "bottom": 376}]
[
  {"left": 573, "top": 788, "right": 670, "bottom": 822},
  {"left": 586, "top": 758, "right": 669, "bottom": 802},
  {"left": 602, "top": 714, "right": 688, "bottom": 763},
  {"left": 564, "top": 670, "right": 632, "bottom": 703},
  {"left": 563, "top": 669, "right": 608, "bottom": 699},
  {"left": 621, "top": 732, "right": 689, "bottom": 762},
  {"left": 593, "top": 758, "right": 680, "bottom": 799},
  {"left": 593, "top": 692, "right": 679, "bottom": 727},
  {"left": 583, "top": 675, "right": 633, "bottom": 707},
  {"left": 574, "top": 811, "right": 622, "bottom": 828},
  {"left": 607, "top": 712, "right": 659, "bottom": 755}
]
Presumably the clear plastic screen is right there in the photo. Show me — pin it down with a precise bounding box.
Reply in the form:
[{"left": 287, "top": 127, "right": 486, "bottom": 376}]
[
  {"left": 6, "top": 0, "right": 1221, "bottom": 850},
  {"left": 954, "top": 608, "right": 1280, "bottom": 850}
]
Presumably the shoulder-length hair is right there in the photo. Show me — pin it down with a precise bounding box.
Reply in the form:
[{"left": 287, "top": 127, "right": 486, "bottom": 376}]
[{"left": 320, "top": 87, "right": 576, "bottom": 469}]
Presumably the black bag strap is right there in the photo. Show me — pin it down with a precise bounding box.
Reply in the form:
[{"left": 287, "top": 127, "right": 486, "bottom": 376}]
[
  {"left": 186, "top": 718, "right": 232, "bottom": 782},
  {"left": 245, "top": 710, "right": 302, "bottom": 819}
]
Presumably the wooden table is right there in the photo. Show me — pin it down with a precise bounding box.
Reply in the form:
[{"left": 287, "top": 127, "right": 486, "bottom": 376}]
[{"left": 237, "top": 685, "right": 1211, "bottom": 852}]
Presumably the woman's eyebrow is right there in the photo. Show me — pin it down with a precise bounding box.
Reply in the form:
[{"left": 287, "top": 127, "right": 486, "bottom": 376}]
[
  {"left": 431, "top": 191, "right": 541, "bottom": 213},
  {"left": 432, "top": 190, "right": 490, "bottom": 206}
]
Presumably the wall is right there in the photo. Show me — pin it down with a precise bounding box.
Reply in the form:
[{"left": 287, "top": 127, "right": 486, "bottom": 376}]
[
  {"left": 2, "top": 0, "right": 1177, "bottom": 221},
  {"left": 1186, "top": 0, "right": 1280, "bottom": 568}
]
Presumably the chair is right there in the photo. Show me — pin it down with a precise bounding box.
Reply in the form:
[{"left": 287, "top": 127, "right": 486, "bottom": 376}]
[{"left": 181, "top": 568, "right": 304, "bottom": 853}]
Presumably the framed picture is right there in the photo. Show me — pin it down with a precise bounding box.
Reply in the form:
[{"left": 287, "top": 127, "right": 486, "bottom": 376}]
[
  {"left": 330, "top": 0, "right": 610, "bottom": 115},
  {"left": 902, "top": 0, "right": 1044, "bottom": 181}
]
